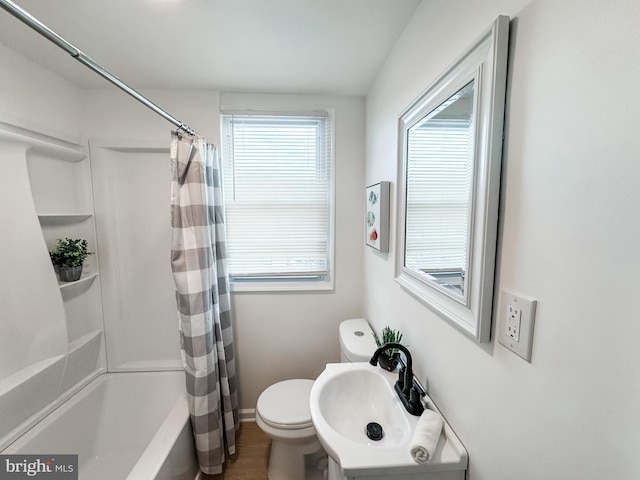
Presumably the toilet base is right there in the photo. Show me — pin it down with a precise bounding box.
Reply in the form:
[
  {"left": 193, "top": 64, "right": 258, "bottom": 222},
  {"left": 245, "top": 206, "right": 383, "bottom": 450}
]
[
  {"left": 267, "top": 439, "right": 326, "bottom": 480},
  {"left": 256, "top": 411, "right": 326, "bottom": 480}
]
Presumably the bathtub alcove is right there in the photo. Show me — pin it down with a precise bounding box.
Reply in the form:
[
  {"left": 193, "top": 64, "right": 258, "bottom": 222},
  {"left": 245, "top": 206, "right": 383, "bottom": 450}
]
[
  {"left": 3, "top": 372, "right": 198, "bottom": 480},
  {"left": 0, "top": 117, "right": 198, "bottom": 479}
]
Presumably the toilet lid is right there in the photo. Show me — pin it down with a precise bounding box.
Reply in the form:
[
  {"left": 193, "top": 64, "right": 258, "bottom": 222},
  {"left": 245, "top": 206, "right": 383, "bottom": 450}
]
[{"left": 256, "top": 379, "right": 314, "bottom": 429}]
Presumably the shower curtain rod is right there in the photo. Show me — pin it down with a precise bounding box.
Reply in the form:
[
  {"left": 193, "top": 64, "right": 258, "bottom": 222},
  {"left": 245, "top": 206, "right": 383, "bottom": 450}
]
[{"left": 0, "top": 0, "right": 197, "bottom": 136}]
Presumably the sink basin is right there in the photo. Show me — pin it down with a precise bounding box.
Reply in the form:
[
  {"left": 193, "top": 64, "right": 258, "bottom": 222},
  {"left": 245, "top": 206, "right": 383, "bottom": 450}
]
[
  {"left": 314, "top": 365, "right": 410, "bottom": 447},
  {"left": 310, "top": 362, "right": 468, "bottom": 478}
]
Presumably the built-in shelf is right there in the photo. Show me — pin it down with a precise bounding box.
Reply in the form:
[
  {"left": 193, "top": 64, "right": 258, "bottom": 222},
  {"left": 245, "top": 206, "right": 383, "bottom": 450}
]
[
  {"left": 58, "top": 271, "right": 98, "bottom": 290},
  {"left": 38, "top": 214, "right": 94, "bottom": 229},
  {"left": 38, "top": 213, "right": 93, "bottom": 220},
  {"left": 0, "top": 120, "right": 87, "bottom": 163},
  {"left": 68, "top": 329, "right": 102, "bottom": 352}
]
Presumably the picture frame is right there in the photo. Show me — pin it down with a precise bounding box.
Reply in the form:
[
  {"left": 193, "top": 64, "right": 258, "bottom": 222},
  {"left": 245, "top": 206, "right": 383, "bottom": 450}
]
[{"left": 365, "top": 181, "right": 390, "bottom": 252}]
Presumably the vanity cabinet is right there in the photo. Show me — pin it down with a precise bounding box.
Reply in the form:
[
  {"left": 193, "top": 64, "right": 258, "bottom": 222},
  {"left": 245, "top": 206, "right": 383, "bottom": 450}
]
[{"left": 328, "top": 456, "right": 465, "bottom": 480}]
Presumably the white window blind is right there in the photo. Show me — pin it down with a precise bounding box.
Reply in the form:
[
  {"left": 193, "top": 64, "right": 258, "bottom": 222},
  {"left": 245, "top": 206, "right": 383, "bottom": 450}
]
[
  {"left": 221, "top": 113, "right": 332, "bottom": 285},
  {"left": 405, "top": 118, "right": 473, "bottom": 275}
]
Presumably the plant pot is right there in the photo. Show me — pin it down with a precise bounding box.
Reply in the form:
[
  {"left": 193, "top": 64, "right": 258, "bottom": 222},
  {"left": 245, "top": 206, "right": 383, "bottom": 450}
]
[
  {"left": 378, "top": 352, "right": 400, "bottom": 372},
  {"left": 58, "top": 265, "right": 83, "bottom": 282}
]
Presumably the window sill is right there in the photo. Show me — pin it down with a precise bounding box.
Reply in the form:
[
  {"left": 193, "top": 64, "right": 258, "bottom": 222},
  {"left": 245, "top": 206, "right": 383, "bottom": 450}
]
[{"left": 230, "top": 279, "right": 334, "bottom": 293}]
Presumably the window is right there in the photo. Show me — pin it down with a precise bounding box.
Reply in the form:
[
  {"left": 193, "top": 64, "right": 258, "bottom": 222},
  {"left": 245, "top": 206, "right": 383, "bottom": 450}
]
[{"left": 221, "top": 111, "right": 333, "bottom": 291}]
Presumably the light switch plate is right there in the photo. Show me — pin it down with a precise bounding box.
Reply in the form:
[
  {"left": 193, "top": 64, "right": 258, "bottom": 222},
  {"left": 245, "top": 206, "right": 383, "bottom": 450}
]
[{"left": 498, "top": 289, "right": 537, "bottom": 362}]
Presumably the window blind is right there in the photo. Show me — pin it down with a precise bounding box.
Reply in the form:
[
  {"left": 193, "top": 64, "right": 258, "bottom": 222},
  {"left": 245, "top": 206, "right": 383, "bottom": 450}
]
[
  {"left": 405, "top": 118, "right": 473, "bottom": 274},
  {"left": 221, "top": 113, "right": 332, "bottom": 281}
]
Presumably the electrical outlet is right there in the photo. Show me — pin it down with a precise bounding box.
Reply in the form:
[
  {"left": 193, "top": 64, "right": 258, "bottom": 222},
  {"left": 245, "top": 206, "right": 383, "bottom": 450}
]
[
  {"left": 506, "top": 305, "right": 521, "bottom": 341},
  {"left": 498, "top": 289, "right": 537, "bottom": 362}
]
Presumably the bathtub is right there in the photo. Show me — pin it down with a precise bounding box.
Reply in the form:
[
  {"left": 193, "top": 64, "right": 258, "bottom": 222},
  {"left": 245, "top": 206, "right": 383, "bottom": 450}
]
[{"left": 2, "top": 371, "right": 199, "bottom": 480}]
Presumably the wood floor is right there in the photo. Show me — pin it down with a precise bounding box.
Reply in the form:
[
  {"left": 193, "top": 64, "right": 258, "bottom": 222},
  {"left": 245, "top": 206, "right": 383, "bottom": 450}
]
[{"left": 203, "top": 421, "right": 270, "bottom": 480}]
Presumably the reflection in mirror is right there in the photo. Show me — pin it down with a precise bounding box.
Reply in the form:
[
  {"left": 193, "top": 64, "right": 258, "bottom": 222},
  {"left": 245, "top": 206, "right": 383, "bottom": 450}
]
[
  {"left": 405, "top": 81, "right": 475, "bottom": 299},
  {"left": 395, "top": 16, "right": 509, "bottom": 342}
]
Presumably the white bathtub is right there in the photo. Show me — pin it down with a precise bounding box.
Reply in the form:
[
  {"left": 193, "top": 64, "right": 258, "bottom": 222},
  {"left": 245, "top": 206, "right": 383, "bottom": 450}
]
[{"left": 2, "top": 371, "right": 199, "bottom": 480}]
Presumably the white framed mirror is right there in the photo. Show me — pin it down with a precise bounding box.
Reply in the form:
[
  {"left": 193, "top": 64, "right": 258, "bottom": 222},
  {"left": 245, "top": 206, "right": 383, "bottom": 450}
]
[{"left": 396, "top": 16, "right": 509, "bottom": 342}]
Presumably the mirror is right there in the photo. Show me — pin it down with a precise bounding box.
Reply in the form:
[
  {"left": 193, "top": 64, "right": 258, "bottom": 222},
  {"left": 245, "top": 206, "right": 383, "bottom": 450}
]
[
  {"left": 405, "top": 80, "right": 475, "bottom": 299},
  {"left": 396, "top": 16, "right": 509, "bottom": 342}
]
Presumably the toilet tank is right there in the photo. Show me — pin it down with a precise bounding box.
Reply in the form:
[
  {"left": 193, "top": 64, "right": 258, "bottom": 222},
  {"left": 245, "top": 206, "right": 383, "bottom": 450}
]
[{"left": 339, "top": 318, "right": 377, "bottom": 362}]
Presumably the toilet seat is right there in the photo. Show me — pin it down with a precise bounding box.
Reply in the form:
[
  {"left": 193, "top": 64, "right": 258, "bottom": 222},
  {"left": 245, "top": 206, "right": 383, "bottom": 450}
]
[{"left": 256, "top": 379, "right": 314, "bottom": 430}]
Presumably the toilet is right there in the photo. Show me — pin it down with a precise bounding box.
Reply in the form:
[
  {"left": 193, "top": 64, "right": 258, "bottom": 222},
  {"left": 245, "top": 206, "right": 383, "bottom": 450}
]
[{"left": 255, "top": 318, "right": 377, "bottom": 480}]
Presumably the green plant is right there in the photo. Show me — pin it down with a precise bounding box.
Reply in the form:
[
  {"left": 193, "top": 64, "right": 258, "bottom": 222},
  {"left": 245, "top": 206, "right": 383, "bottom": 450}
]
[
  {"left": 49, "top": 238, "right": 93, "bottom": 268},
  {"left": 373, "top": 326, "right": 404, "bottom": 355}
]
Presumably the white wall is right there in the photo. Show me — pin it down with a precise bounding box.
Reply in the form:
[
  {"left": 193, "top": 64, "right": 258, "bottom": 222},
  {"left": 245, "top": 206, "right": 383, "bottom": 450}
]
[
  {"left": 0, "top": 43, "right": 84, "bottom": 135},
  {"left": 364, "top": 1, "right": 640, "bottom": 479},
  {"left": 83, "top": 88, "right": 222, "bottom": 144}
]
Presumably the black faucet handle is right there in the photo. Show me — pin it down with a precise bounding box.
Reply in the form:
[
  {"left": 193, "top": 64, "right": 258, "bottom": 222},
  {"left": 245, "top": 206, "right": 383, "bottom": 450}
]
[
  {"left": 397, "top": 366, "right": 406, "bottom": 390},
  {"left": 409, "top": 385, "right": 425, "bottom": 415}
]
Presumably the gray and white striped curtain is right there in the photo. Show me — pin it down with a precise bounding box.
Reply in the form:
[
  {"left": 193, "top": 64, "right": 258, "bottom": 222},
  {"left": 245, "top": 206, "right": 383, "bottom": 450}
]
[{"left": 170, "top": 131, "right": 238, "bottom": 475}]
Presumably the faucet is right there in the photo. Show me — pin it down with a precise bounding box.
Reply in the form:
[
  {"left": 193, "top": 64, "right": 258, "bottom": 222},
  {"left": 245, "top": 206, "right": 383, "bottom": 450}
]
[{"left": 370, "top": 343, "right": 424, "bottom": 416}]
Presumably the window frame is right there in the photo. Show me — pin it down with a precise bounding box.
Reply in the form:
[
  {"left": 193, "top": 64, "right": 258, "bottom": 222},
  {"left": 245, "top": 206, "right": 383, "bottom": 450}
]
[{"left": 220, "top": 108, "right": 335, "bottom": 293}]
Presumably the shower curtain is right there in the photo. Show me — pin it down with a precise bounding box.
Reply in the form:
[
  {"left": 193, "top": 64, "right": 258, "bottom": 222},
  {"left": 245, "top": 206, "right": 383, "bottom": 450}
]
[{"left": 169, "top": 131, "right": 238, "bottom": 475}]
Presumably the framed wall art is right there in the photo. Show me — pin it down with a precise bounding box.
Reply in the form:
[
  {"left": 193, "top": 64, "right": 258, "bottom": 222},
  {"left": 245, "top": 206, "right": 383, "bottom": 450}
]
[{"left": 365, "top": 181, "right": 390, "bottom": 252}]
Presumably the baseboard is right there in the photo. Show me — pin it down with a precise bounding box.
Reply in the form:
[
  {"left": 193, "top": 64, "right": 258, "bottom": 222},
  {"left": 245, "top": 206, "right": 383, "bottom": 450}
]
[{"left": 239, "top": 408, "right": 255, "bottom": 422}]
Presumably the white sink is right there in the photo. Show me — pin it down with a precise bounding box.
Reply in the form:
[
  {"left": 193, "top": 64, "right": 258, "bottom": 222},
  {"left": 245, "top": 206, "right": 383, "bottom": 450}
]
[
  {"left": 310, "top": 362, "right": 468, "bottom": 478},
  {"left": 313, "top": 364, "right": 410, "bottom": 447}
]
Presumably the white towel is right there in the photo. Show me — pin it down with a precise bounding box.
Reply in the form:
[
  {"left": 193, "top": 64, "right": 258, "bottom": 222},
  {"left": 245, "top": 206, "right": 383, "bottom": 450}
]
[{"left": 410, "top": 409, "right": 444, "bottom": 464}]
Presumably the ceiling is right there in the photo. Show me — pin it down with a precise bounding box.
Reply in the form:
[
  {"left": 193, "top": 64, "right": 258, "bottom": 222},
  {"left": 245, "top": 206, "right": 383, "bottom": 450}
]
[{"left": 0, "top": 0, "right": 422, "bottom": 96}]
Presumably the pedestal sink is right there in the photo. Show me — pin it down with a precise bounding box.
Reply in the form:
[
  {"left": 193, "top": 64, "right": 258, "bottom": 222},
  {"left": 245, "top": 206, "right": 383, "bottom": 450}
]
[{"left": 309, "top": 362, "right": 468, "bottom": 480}]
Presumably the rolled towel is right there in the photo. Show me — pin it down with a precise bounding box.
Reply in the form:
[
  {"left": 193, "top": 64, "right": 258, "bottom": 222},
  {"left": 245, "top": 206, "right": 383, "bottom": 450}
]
[{"left": 410, "top": 409, "right": 444, "bottom": 464}]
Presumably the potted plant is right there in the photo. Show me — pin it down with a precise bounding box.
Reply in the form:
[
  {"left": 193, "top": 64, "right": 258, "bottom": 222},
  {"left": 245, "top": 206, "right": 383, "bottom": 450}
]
[
  {"left": 373, "top": 326, "right": 404, "bottom": 371},
  {"left": 49, "top": 237, "right": 94, "bottom": 282}
]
